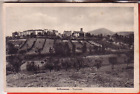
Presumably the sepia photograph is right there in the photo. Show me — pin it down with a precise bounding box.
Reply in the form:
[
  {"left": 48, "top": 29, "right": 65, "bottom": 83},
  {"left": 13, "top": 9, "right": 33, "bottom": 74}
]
[{"left": 3, "top": 3, "right": 139, "bottom": 93}]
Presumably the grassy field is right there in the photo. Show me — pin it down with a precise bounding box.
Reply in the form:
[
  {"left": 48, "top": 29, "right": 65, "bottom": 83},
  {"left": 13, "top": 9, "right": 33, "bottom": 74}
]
[
  {"left": 7, "top": 63, "right": 133, "bottom": 87},
  {"left": 41, "top": 39, "right": 54, "bottom": 54},
  {"left": 20, "top": 38, "right": 36, "bottom": 51}
]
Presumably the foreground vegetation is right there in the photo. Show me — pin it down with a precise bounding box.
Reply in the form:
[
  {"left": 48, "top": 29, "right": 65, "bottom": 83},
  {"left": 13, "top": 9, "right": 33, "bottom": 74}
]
[{"left": 7, "top": 63, "right": 133, "bottom": 87}]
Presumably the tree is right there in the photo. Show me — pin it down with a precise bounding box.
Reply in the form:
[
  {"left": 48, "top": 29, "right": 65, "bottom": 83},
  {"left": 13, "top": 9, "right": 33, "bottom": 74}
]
[
  {"left": 94, "top": 59, "right": 102, "bottom": 71},
  {"left": 72, "top": 44, "right": 76, "bottom": 55},
  {"left": 89, "top": 46, "right": 92, "bottom": 54},
  {"left": 99, "top": 34, "right": 103, "bottom": 38},
  {"left": 49, "top": 47, "right": 54, "bottom": 56},
  {"left": 101, "top": 44, "right": 105, "bottom": 54},
  {"left": 12, "top": 32, "right": 19, "bottom": 38},
  {"left": 114, "top": 33, "right": 119, "bottom": 39},
  {"left": 109, "top": 57, "right": 117, "bottom": 71},
  {"left": 44, "top": 32, "right": 48, "bottom": 36},
  {"left": 7, "top": 55, "right": 23, "bottom": 72},
  {"left": 45, "top": 57, "right": 54, "bottom": 72},
  {"left": 82, "top": 43, "right": 87, "bottom": 53},
  {"left": 7, "top": 42, "right": 18, "bottom": 54},
  {"left": 85, "top": 33, "right": 91, "bottom": 38},
  {"left": 26, "top": 61, "right": 39, "bottom": 72},
  {"left": 54, "top": 43, "right": 61, "bottom": 56},
  {"left": 125, "top": 53, "right": 133, "bottom": 68},
  {"left": 30, "top": 33, "right": 36, "bottom": 38},
  {"left": 37, "top": 32, "right": 42, "bottom": 36},
  {"left": 94, "top": 46, "right": 100, "bottom": 54},
  {"left": 64, "top": 42, "right": 70, "bottom": 56}
]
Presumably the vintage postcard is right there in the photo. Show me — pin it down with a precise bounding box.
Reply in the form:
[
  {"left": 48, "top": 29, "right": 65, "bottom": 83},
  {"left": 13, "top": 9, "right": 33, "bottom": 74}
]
[{"left": 3, "top": 3, "right": 139, "bottom": 93}]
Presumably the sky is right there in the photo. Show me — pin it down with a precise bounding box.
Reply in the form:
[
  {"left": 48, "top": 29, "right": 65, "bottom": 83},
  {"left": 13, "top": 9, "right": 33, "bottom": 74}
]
[{"left": 5, "top": 6, "right": 134, "bottom": 36}]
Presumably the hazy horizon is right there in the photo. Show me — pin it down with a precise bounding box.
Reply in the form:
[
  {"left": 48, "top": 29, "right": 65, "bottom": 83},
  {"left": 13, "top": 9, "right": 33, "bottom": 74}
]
[{"left": 5, "top": 6, "right": 134, "bottom": 36}]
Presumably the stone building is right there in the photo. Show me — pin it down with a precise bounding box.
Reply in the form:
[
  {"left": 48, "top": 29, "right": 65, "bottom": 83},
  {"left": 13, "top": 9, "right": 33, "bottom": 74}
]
[
  {"left": 63, "top": 31, "right": 72, "bottom": 37},
  {"left": 72, "top": 28, "right": 84, "bottom": 37}
]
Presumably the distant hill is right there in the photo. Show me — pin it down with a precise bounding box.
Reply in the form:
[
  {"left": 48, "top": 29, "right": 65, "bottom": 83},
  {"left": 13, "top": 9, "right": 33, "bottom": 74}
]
[
  {"left": 88, "top": 28, "right": 114, "bottom": 35},
  {"left": 116, "top": 32, "right": 134, "bottom": 36}
]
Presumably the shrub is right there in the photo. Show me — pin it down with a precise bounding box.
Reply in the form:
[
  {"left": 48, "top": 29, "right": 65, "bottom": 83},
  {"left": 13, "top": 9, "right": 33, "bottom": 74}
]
[
  {"left": 44, "top": 57, "right": 54, "bottom": 72},
  {"left": 26, "top": 62, "right": 38, "bottom": 72}
]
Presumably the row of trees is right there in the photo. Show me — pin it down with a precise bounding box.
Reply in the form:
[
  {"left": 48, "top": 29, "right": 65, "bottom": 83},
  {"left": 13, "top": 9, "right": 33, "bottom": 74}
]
[
  {"left": 6, "top": 53, "right": 133, "bottom": 73},
  {"left": 113, "top": 33, "right": 134, "bottom": 46}
]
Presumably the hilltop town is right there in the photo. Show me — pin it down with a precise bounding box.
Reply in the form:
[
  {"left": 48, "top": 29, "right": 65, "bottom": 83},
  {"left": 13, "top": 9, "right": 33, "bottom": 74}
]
[
  {"left": 6, "top": 28, "right": 134, "bottom": 87},
  {"left": 6, "top": 28, "right": 134, "bottom": 56}
]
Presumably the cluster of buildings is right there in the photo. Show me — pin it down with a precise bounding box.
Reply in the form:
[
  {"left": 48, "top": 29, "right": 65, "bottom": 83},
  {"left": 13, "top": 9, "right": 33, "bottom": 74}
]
[
  {"left": 63, "top": 28, "right": 84, "bottom": 37},
  {"left": 12, "top": 29, "right": 59, "bottom": 38},
  {"left": 12, "top": 28, "right": 84, "bottom": 39}
]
